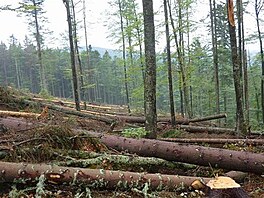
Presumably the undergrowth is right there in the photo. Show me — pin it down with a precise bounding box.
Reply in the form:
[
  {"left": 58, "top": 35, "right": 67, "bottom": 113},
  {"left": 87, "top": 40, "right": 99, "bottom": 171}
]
[{"left": 121, "top": 127, "right": 148, "bottom": 138}]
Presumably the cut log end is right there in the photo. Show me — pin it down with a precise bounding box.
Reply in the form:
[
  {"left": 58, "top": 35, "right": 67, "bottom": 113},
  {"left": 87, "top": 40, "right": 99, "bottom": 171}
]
[
  {"left": 207, "top": 176, "right": 241, "bottom": 189},
  {"left": 206, "top": 176, "right": 250, "bottom": 198}
]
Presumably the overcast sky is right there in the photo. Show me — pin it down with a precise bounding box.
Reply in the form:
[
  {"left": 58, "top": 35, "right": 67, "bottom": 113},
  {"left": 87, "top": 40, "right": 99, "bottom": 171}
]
[
  {"left": 0, "top": 0, "right": 117, "bottom": 49},
  {"left": 0, "top": 0, "right": 261, "bottom": 53}
]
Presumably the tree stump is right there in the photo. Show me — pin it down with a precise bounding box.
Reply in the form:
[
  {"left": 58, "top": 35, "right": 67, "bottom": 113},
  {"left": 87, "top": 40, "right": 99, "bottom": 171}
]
[{"left": 206, "top": 176, "right": 249, "bottom": 198}]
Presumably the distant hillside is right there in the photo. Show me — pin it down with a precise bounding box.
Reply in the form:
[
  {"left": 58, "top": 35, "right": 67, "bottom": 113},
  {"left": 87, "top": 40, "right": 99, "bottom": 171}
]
[{"left": 80, "top": 46, "right": 122, "bottom": 58}]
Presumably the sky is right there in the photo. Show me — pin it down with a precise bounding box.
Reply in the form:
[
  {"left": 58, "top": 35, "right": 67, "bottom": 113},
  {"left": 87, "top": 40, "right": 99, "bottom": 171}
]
[
  {"left": 0, "top": 0, "right": 115, "bottom": 49},
  {"left": 0, "top": 0, "right": 261, "bottom": 53}
]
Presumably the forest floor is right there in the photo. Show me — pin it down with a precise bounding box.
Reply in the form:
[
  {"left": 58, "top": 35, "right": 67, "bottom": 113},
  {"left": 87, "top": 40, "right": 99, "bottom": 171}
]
[{"left": 0, "top": 86, "right": 263, "bottom": 197}]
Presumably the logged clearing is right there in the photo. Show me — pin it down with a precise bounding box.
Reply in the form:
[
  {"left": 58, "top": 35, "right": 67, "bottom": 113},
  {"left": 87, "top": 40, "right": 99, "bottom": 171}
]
[{"left": 0, "top": 86, "right": 263, "bottom": 198}]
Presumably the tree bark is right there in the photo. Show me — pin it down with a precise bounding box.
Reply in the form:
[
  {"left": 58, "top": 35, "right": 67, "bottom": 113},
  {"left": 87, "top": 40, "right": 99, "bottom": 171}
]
[
  {"left": 178, "top": 125, "right": 236, "bottom": 134},
  {"left": 86, "top": 132, "right": 264, "bottom": 175},
  {"left": 255, "top": 0, "right": 264, "bottom": 124},
  {"left": 164, "top": 0, "right": 176, "bottom": 127},
  {"left": 142, "top": 0, "right": 157, "bottom": 139},
  {"left": 168, "top": 0, "right": 191, "bottom": 118},
  {"left": 160, "top": 137, "right": 264, "bottom": 145},
  {"left": 0, "top": 161, "right": 211, "bottom": 191},
  {"left": 118, "top": 0, "right": 131, "bottom": 114},
  {"left": 26, "top": 97, "right": 226, "bottom": 124},
  {"left": 177, "top": 125, "right": 262, "bottom": 135},
  {"left": 227, "top": 0, "right": 246, "bottom": 134},
  {"left": 63, "top": 0, "right": 81, "bottom": 111},
  {"left": 209, "top": 0, "right": 220, "bottom": 119},
  {"left": 22, "top": 98, "right": 114, "bottom": 124},
  {"left": 0, "top": 117, "right": 35, "bottom": 132},
  {"left": 188, "top": 113, "right": 227, "bottom": 123},
  {"left": 32, "top": 0, "right": 47, "bottom": 92}
]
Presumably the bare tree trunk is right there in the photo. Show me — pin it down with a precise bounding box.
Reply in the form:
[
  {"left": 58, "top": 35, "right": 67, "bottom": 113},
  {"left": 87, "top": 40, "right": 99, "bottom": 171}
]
[
  {"left": 227, "top": 0, "right": 246, "bottom": 134},
  {"left": 142, "top": 0, "right": 157, "bottom": 139},
  {"left": 82, "top": 0, "right": 90, "bottom": 102},
  {"left": 244, "top": 50, "right": 249, "bottom": 126},
  {"left": 63, "top": 0, "right": 80, "bottom": 111},
  {"left": 15, "top": 58, "right": 21, "bottom": 89},
  {"left": 32, "top": 0, "right": 47, "bottom": 92},
  {"left": 71, "top": 0, "right": 84, "bottom": 102},
  {"left": 209, "top": 0, "right": 220, "bottom": 118},
  {"left": 167, "top": 0, "right": 190, "bottom": 118},
  {"left": 160, "top": 137, "right": 264, "bottom": 145},
  {"left": 255, "top": 0, "right": 264, "bottom": 124},
  {"left": 178, "top": 124, "right": 236, "bottom": 134},
  {"left": 0, "top": 161, "right": 211, "bottom": 191},
  {"left": 89, "top": 132, "right": 264, "bottom": 174},
  {"left": 118, "top": 0, "right": 131, "bottom": 114},
  {"left": 164, "top": 0, "right": 176, "bottom": 127}
]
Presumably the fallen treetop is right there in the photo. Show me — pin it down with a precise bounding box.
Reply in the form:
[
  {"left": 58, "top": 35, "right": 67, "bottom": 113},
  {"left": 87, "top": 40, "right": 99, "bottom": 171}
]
[
  {"left": 85, "top": 131, "right": 264, "bottom": 175},
  {"left": 0, "top": 161, "right": 211, "bottom": 191}
]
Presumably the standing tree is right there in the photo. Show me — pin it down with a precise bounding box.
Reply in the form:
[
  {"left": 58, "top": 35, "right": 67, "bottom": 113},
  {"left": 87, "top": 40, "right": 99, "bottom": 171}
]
[
  {"left": 209, "top": 0, "right": 220, "bottom": 118},
  {"left": 9, "top": 35, "right": 22, "bottom": 90},
  {"left": 255, "top": 0, "right": 264, "bottom": 124},
  {"left": 70, "top": 0, "right": 85, "bottom": 103},
  {"left": 63, "top": 0, "right": 81, "bottom": 111},
  {"left": 142, "top": 0, "right": 157, "bottom": 139},
  {"left": 118, "top": 0, "right": 131, "bottom": 113},
  {"left": 21, "top": 0, "right": 48, "bottom": 93},
  {"left": 236, "top": 0, "right": 249, "bottom": 126},
  {"left": 227, "top": 0, "right": 246, "bottom": 134},
  {"left": 163, "top": 0, "right": 176, "bottom": 127},
  {"left": 82, "top": 0, "right": 94, "bottom": 102},
  {"left": 167, "top": 0, "right": 192, "bottom": 118}
]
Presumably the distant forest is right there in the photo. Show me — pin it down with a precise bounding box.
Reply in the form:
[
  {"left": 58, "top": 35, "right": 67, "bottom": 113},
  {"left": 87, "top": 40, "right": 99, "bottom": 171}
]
[{"left": 0, "top": 0, "right": 263, "bottom": 131}]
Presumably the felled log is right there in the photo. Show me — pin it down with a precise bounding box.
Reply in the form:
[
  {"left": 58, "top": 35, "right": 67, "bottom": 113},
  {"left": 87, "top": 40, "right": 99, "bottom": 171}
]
[
  {"left": 111, "top": 113, "right": 227, "bottom": 124},
  {"left": 224, "top": 171, "right": 248, "bottom": 183},
  {"left": 0, "top": 161, "right": 211, "bottom": 191},
  {"left": 0, "top": 117, "right": 36, "bottom": 131},
  {"left": 15, "top": 96, "right": 228, "bottom": 125},
  {"left": 85, "top": 132, "right": 264, "bottom": 175},
  {"left": 206, "top": 176, "right": 249, "bottom": 198},
  {"left": 179, "top": 125, "right": 263, "bottom": 135},
  {"left": 188, "top": 113, "right": 227, "bottom": 123},
  {"left": 21, "top": 99, "right": 115, "bottom": 124},
  {"left": 0, "top": 110, "right": 40, "bottom": 119},
  {"left": 179, "top": 125, "right": 236, "bottom": 134},
  {"left": 160, "top": 138, "right": 264, "bottom": 145},
  {"left": 31, "top": 97, "right": 128, "bottom": 113}
]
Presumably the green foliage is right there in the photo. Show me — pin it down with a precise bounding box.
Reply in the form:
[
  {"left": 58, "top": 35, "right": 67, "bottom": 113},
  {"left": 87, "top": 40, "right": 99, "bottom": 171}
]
[
  {"left": 8, "top": 186, "right": 30, "bottom": 198},
  {"left": 35, "top": 174, "right": 46, "bottom": 198},
  {"left": 39, "top": 88, "right": 50, "bottom": 99},
  {"left": 121, "top": 127, "right": 148, "bottom": 138},
  {"left": 162, "top": 129, "right": 182, "bottom": 138}
]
